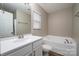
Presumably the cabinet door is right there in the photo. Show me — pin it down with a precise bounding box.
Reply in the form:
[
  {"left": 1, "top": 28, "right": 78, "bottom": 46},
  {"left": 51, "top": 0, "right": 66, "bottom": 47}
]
[
  {"left": 34, "top": 46, "right": 42, "bottom": 56},
  {"left": 33, "top": 39, "right": 42, "bottom": 50},
  {"left": 7, "top": 44, "right": 32, "bottom": 56}
]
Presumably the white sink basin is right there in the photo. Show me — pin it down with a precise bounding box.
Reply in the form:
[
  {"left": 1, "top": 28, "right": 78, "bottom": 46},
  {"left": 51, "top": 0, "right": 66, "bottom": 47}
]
[{"left": 13, "top": 38, "right": 27, "bottom": 42}]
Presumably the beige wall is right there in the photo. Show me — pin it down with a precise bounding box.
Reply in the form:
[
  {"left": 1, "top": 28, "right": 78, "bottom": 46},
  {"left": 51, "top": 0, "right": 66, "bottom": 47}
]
[
  {"left": 31, "top": 4, "right": 48, "bottom": 36},
  {"left": 48, "top": 7, "right": 73, "bottom": 37}
]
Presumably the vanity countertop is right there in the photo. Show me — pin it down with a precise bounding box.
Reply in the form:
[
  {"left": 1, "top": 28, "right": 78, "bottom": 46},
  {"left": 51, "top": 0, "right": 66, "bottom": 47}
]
[{"left": 0, "top": 34, "right": 42, "bottom": 55}]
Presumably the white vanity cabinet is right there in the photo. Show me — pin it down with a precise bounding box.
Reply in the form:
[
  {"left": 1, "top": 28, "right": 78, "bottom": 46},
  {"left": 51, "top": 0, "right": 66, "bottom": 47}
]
[
  {"left": 6, "top": 39, "right": 42, "bottom": 56},
  {"left": 7, "top": 44, "right": 32, "bottom": 56}
]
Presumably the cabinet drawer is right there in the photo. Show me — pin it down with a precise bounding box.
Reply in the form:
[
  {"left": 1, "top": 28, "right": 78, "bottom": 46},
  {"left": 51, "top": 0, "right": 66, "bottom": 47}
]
[
  {"left": 33, "top": 39, "right": 42, "bottom": 49},
  {"left": 8, "top": 44, "right": 32, "bottom": 56}
]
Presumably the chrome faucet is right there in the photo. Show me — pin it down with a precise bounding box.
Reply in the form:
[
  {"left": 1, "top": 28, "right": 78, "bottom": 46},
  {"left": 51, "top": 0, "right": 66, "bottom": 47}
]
[
  {"left": 18, "top": 34, "right": 24, "bottom": 39},
  {"left": 65, "top": 39, "right": 69, "bottom": 44}
]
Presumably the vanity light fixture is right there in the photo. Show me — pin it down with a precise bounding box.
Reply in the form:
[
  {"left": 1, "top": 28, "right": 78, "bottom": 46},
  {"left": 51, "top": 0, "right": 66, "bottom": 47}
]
[{"left": 24, "top": 3, "right": 30, "bottom": 11}]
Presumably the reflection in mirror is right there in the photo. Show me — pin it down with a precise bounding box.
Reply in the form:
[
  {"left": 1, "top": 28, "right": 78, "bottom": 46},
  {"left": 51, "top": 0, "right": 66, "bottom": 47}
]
[
  {"left": 0, "top": 9, "right": 13, "bottom": 37},
  {"left": 15, "top": 10, "right": 31, "bottom": 35},
  {"left": 0, "top": 3, "right": 31, "bottom": 38}
]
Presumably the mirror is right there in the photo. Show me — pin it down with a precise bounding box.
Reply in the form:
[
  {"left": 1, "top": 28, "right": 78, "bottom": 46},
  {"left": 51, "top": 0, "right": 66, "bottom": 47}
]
[{"left": 0, "top": 3, "right": 31, "bottom": 38}]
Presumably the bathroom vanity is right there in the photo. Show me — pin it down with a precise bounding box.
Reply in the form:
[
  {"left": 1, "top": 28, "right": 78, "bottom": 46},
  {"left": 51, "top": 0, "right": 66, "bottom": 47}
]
[
  {"left": 0, "top": 35, "right": 43, "bottom": 56},
  {"left": 0, "top": 4, "right": 43, "bottom": 56}
]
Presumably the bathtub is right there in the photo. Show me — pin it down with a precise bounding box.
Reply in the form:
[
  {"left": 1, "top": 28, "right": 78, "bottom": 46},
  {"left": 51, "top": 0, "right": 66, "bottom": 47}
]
[{"left": 43, "top": 35, "right": 77, "bottom": 56}]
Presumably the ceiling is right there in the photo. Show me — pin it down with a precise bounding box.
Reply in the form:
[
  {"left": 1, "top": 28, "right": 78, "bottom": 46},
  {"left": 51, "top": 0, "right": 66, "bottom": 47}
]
[
  {"left": 0, "top": 3, "right": 31, "bottom": 14},
  {"left": 0, "top": 3, "right": 73, "bottom": 14},
  {"left": 38, "top": 3, "right": 73, "bottom": 14}
]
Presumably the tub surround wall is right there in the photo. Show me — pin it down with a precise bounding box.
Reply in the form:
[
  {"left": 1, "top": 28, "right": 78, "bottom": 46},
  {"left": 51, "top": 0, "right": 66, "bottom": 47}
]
[
  {"left": 48, "top": 7, "right": 73, "bottom": 37},
  {"left": 31, "top": 4, "right": 48, "bottom": 36}
]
